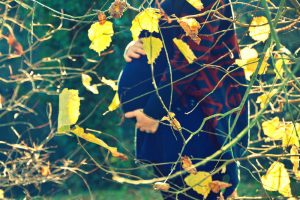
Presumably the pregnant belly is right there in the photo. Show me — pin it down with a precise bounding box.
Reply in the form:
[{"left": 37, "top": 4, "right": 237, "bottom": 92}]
[{"left": 118, "top": 56, "right": 161, "bottom": 113}]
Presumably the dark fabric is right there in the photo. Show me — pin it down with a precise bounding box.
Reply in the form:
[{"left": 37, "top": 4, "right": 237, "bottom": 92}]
[
  {"left": 143, "top": 0, "right": 241, "bottom": 120},
  {"left": 117, "top": 0, "right": 248, "bottom": 198},
  {"left": 118, "top": 55, "right": 247, "bottom": 197}
]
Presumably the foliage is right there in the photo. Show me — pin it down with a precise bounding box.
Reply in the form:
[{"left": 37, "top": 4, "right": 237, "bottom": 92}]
[{"left": 0, "top": 0, "right": 300, "bottom": 199}]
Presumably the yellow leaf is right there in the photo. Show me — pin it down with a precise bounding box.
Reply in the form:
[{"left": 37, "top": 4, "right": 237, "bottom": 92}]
[
  {"left": 161, "top": 112, "right": 182, "bottom": 131},
  {"left": 256, "top": 89, "right": 277, "bottom": 109},
  {"left": 261, "top": 162, "right": 292, "bottom": 197},
  {"left": 282, "top": 123, "right": 300, "bottom": 148},
  {"left": 275, "top": 59, "right": 285, "bottom": 79},
  {"left": 249, "top": 16, "right": 270, "bottom": 42},
  {"left": 88, "top": 21, "right": 114, "bottom": 55},
  {"left": 184, "top": 171, "right": 212, "bottom": 199},
  {"left": 295, "top": 171, "right": 300, "bottom": 180},
  {"left": 173, "top": 38, "right": 197, "bottom": 64},
  {"left": 130, "top": 8, "right": 161, "bottom": 41},
  {"left": 101, "top": 77, "right": 118, "bottom": 91},
  {"left": 108, "top": 92, "right": 120, "bottom": 112},
  {"left": 239, "top": 46, "right": 259, "bottom": 60},
  {"left": 241, "top": 58, "right": 266, "bottom": 80},
  {"left": 71, "top": 125, "right": 127, "bottom": 160},
  {"left": 161, "top": 112, "right": 175, "bottom": 121},
  {"left": 290, "top": 146, "right": 299, "bottom": 177},
  {"left": 171, "top": 118, "right": 182, "bottom": 131},
  {"left": 141, "top": 36, "right": 163, "bottom": 64},
  {"left": 274, "top": 47, "right": 292, "bottom": 79},
  {"left": 82, "top": 74, "right": 99, "bottom": 94},
  {"left": 0, "top": 189, "right": 4, "bottom": 199},
  {"left": 235, "top": 47, "right": 269, "bottom": 80},
  {"left": 262, "top": 117, "right": 285, "bottom": 140},
  {"left": 186, "top": 0, "right": 204, "bottom": 11},
  {"left": 57, "top": 89, "right": 80, "bottom": 133},
  {"left": 178, "top": 17, "right": 201, "bottom": 44}
]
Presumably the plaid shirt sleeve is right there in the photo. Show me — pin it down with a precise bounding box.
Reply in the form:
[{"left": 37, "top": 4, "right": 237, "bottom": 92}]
[{"left": 143, "top": 0, "right": 239, "bottom": 119}]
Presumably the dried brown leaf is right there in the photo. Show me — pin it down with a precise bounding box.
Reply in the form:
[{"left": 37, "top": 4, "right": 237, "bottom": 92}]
[{"left": 181, "top": 156, "right": 197, "bottom": 174}]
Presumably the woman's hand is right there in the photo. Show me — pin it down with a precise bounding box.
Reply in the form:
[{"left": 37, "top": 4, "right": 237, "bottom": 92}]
[
  {"left": 124, "top": 39, "right": 146, "bottom": 62},
  {"left": 125, "top": 109, "right": 159, "bottom": 133}
]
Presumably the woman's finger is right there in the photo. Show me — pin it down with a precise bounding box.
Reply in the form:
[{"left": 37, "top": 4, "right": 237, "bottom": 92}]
[
  {"left": 130, "top": 46, "right": 145, "bottom": 55},
  {"left": 140, "top": 128, "right": 146, "bottom": 132},
  {"left": 124, "top": 55, "right": 132, "bottom": 62},
  {"left": 150, "top": 128, "right": 157, "bottom": 133},
  {"left": 150, "top": 124, "right": 159, "bottom": 133},
  {"left": 128, "top": 52, "right": 141, "bottom": 59},
  {"left": 125, "top": 111, "right": 137, "bottom": 118},
  {"left": 135, "top": 47, "right": 146, "bottom": 55}
]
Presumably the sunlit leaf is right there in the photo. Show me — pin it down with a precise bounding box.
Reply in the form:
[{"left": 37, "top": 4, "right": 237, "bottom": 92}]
[
  {"left": 88, "top": 21, "right": 114, "bottom": 55},
  {"left": 57, "top": 88, "right": 80, "bottom": 133},
  {"left": 209, "top": 180, "right": 232, "bottom": 193},
  {"left": 0, "top": 189, "right": 4, "bottom": 199},
  {"left": 186, "top": 0, "right": 204, "bottom": 11},
  {"left": 261, "top": 162, "right": 292, "bottom": 197},
  {"left": 101, "top": 77, "right": 118, "bottom": 91},
  {"left": 274, "top": 47, "right": 292, "bottom": 79},
  {"left": 249, "top": 16, "right": 270, "bottom": 42},
  {"left": 235, "top": 46, "right": 269, "bottom": 80},
  {"left": 181, "top": 156, "right": 197, "bottom": 174},
  {"left": 282, "top": 123, "right": 300, "bottom": 148},
  {"left": 290, "top": 145, "right": 300, "bottom": 178},
  {"left": 238, "top": 46, "right": 259, "bottom": 60},
  {"left": 161, "top": 112, "right": 175, "bottom": 121},
  {"left": 161, "top": 112, "right": 182, "bottom": 131},
  {"left": 108, "top": 92, "right": 120, "bottom": 112},
  {"left": 262, "top": 117, "right": 285, "bottom": 140},
  {"left": 178, "top": 17, "right": 201, "bottom": 44},
  {"left": 82, "top": 74, "right": 99, "bottom": 94},
  {"left": 275, "top": 59, "right": 286, "bottom": 79},
  {"left": 256, "top": 89, "right": 277, "bottom": 109},
  {"left": 130, "top": 8, "right": 161, "bottom": 41},
  {"left": 71, "top": 125, "right": 127, "bottom": 160},
  {"left": 184, "top": 171, "right": 212, "bottom": 199},
  {"left": 173, "top": 38, "right": 197, "bottom": 64},
  {"left": 141, "top": 36, "right": 163, "bottom": 64}
]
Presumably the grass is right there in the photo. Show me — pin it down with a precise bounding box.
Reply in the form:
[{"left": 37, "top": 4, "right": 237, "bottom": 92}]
[
  {"left": 43, "top": 181, "right": 260, "bottom": 200},
  {"left": 39, "top": 172, "right": 299, "bottom": 199},
  {"left": 46, "top": 186, "right": 163, "bottom": 200}
]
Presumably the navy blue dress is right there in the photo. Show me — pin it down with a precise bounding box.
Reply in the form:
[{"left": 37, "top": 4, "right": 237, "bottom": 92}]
[{"left": 118, "top": 0, "right": 248, "bottom": 199}]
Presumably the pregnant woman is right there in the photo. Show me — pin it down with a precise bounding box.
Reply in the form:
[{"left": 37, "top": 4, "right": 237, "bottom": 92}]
[{"left": 118, "top": 0, "right": 249, "bottom": 199}]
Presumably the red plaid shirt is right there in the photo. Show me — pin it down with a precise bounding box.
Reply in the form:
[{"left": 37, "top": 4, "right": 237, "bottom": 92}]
[{"left": 143, "top": 0, "right": 245, "bottom": 120}]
